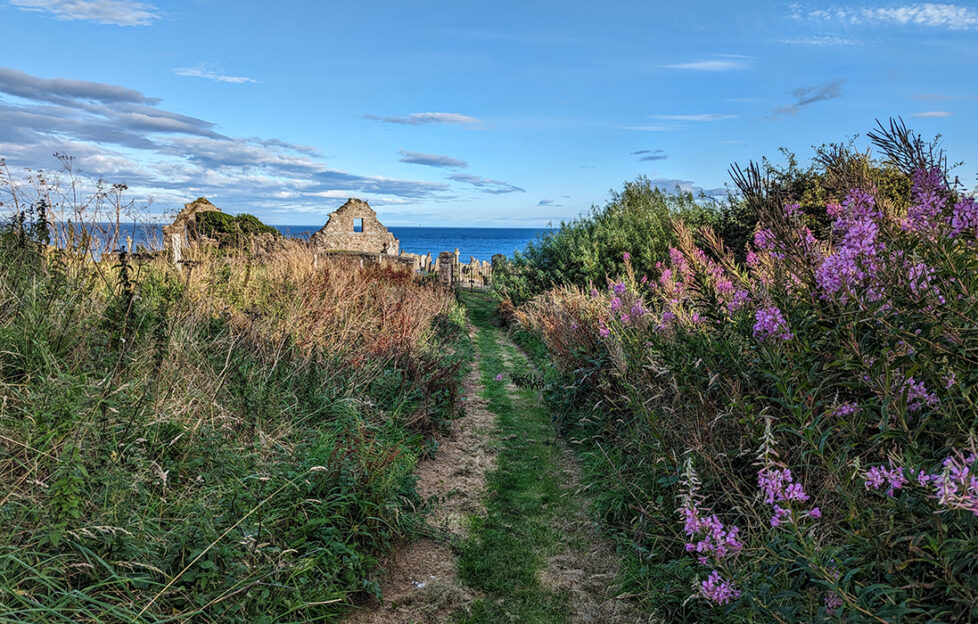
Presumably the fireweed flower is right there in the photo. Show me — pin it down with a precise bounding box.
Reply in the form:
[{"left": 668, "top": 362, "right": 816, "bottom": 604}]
[
  {"left": 900, "top": 375, "right": 938, "bottom": 412},
  {"left": 948, "top": 196, "right": 978, "bottom": 238},
  {"left": 754, "top": 228, "right": 777, "bottom": 250},
  {"left": 679, "top": 458, "right": 743, "bottom": 606},
  {"left": 701, "top": 571, "right": 741, "bottom": 606},
  {"left": 830, "top": 402, "right": 860, "bottom": 418},
  {"left": 623, "top": 251, "right": 631, "bottom": 261},
  {"left": 903, "top": 167, "right": 947, "bottom": 233},
  {"left": 727, "top": 289, "right": 750, "bottom": 313},
  {"left": 753, "top": 306, "right": 793, "bottom": 341},
  {"left": 864, "top": 464, "right": 907, "bottom": 497},
  {"left": 629, "top": 301, "right": 646, "bottom": 321},
  {"left": 757, "top": 465, "right": 818, "bottom": 527},
  {"left": 815, "top": 189, "right": 883, "bottom": 301},
  {"left": 823, "top": 591, "right": 844, "bottom": 616}
]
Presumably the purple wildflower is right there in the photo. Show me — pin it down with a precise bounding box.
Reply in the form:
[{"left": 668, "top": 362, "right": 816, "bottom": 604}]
[
  {"left": 623, "top": 251, "right": 631, "bottom": 261},
  {"left": 864, "top": 464, "right": 907, "bottom": 497},
  {"left": 629, "top": 301, "right": 646, "bottom": 321},
  {"left": 824, "top": 591, "right": 844, "bottom": 616},
  {"left": 901, "top": 375, "right": 938, "bottom": 412},
  {"left": 494, "top": 373, "right": 503, "bottom": 382},
  {"left": 726, "top": 289, "right": 750, "bottom": 313},
  {"left": 784, "top": 202, "right": 802, "bottom": 218},
  {"left": 701, "top": 571, "right": 741, "bottom": 606},
  {"left": 753, "top": 306, "right": 793, "bottom": 341},
  {"left": 948, "top": 196, "right": 978, "bottom": 238},
  {"left": 830, "top": 402, "right": 860, "bottom": 418},
  {"left": 903, "top": 167, "right": 948, "bottom": 233},
  {"left": 610, "top": 296, "right": 622, "bottom": 312},
  {"left": 815, "top": 189, "right": 883, "bottom": 301},
  {"left": 754, "top": 228, "right": 777, "bottom": 251},
  {"left": 612, "top": 281, "right": 627, "bottom": 296}
]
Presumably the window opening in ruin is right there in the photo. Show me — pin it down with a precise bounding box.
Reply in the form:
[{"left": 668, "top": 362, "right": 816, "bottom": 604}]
[{"left": 353, "top": 218, "right": 363, "bottom": 232}]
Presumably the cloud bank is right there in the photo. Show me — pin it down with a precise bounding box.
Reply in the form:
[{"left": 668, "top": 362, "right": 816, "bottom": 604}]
[
  {"left": 10, "top": 0, "right": 161, "bottom": 26},
  {"left": 0, "top": 66, "right": 452, "bottom": 219}
]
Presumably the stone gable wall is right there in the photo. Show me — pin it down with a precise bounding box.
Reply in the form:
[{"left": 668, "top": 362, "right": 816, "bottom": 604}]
[{"left": 310, "top": 198, "right": 399, "bottom": 254}]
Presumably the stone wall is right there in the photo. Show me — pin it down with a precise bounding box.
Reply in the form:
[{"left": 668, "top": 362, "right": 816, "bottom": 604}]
[{"left": 310, "top": 198, "right": 399, "bottom": 255}]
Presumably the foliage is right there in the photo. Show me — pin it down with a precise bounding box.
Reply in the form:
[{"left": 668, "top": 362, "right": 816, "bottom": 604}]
[
  {"left": 514, "top": 122, "right": 978, "bottom": 623},
  {"left": 196, "top": 210, "right": 279, "bottom": 246},
  {"left": 0, "top": 164, "right": 469, "bottom": 622},
  {"left": 493, "top": 176, "right": 716, "bottom": 304}
]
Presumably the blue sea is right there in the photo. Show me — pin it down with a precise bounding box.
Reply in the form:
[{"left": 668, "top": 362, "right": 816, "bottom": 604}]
[{"left": 105, "top": 224, "right": 552, "bottom": 262}]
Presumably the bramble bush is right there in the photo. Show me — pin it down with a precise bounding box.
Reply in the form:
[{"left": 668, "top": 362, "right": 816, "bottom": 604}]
[
  {"left": 514, "top": 121, "right": 978, "bottom": 622},
  {"left": 0, "top": 160, "right": 469, "bottom": 622}
]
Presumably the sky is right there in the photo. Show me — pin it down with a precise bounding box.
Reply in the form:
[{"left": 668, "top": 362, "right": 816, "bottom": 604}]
[{"left": 0, "top": 1, "right": 975, "bottom": 227}]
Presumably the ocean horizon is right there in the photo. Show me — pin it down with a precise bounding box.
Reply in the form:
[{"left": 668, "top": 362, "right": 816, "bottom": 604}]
[{"left": 89, "top": 223, "right": 554, "bottom": 262}]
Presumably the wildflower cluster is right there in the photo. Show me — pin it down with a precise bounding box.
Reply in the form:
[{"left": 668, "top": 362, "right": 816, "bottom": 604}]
[
  {"left": 679, "top": 458, "right": 743, "bottom": 606},
  {"left": 867, "top": 451, "right": 978, "bottom": 516}
]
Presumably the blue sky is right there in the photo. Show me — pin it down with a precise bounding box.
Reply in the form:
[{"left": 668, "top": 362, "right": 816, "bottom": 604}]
[{"left": 0, "top": 1, "right": 975, "bottom": 226}]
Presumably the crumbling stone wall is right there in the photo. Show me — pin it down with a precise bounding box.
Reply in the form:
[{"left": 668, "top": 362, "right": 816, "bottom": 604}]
[{"left": 310, "top": 198, "right": 399, "bottom": 254}]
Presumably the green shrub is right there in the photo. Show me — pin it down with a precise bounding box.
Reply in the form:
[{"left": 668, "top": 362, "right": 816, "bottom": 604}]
[{"left": 196, "top": 210, "right": 278, "bottom": 246}]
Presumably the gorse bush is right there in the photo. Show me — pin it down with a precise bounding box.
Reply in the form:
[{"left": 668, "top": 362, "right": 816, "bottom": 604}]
[
  {"left": 0, "top": 163, "right": 468, "bottom": 622},
  {"left": 515, "top": 121, "right": 978, "bottom": 622}
]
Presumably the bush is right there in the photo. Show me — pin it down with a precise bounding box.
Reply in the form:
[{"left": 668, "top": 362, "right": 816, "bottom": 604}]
[
  {"left": 196, "top": 210, "right": 278, "bottom": 246},
  {"left": 515, "top": 121, "right": 978, "bottom": 622},
  {"left": 493, "top": 176, "right": 717, "bottom": 304}
]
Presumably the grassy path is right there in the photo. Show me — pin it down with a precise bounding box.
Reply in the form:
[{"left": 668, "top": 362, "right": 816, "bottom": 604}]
[
  {"left": 454, "top": 292, "right": 571, "bottom": 623},
  {"left": 345, "top": 292, "right": 639, "bottom": 624}
]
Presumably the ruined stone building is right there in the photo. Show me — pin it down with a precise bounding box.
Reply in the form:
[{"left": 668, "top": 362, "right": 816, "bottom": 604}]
[{"left": 310, "top": 198, "right": 399, "bottom": 254}]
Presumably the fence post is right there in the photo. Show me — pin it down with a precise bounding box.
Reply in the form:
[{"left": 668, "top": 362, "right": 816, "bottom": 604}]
[{"left": 171, "top": 233, "right": 182, "bottom": 270}]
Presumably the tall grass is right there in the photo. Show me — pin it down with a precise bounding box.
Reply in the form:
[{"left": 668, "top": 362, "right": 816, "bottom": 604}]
[
  {"left": 513, "top": 122, "right": 978, "bottom": 623},
  {"left": 0, "top": 164, "right": 468, "bottom": 622}
]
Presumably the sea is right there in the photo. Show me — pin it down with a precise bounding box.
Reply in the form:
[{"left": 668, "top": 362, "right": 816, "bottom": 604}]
[{"left": 103, "top": 224, "right": 552, "bottom": 261}]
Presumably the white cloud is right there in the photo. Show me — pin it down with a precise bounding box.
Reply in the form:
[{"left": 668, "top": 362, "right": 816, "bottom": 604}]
[
  {"left": 664, "top": 56, "right": 749, "bottom": 71},
  {"left": 801, "top": 4, "right": 978, "bottom": 30},
  {"left": 778, "top": 35, "right": 862, "bottom": 45},
  {"left": 173, "top": 66, "right": 257, "bottom": 84},
  {"left": 398, "top": 150, "right": 468, "bottom": 168},
  {"left": 911, "top": 110, "right": 952, "bottom": 117},
  {"left": 364, "top": 112, "right": 482, "bottom": 125},
  {"left": 10, "top": 0, "right": 161, "bottom": 26},
  {"left": 622, "top": 125, "right": 676, "bottom": 132},
  {"left": 651, "top": 114, "right": 736, "bottom": 121}
]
